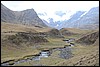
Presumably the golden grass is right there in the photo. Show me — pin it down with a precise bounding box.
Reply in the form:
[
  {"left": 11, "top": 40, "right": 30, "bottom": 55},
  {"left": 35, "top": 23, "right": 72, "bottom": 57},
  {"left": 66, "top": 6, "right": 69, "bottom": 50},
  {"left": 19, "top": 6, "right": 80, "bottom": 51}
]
[
  {"left": 1, "top": 22, "right": 37, "bottom": 34},
  {"left": 1, "top": 22, "right": 99, "bottom": 66},
  {"left": 55, "top": 44, "right": 99, "bottom": 66},
  {"left": 60, "top": 28, "right": 92, "bottom": 34},
  {"left": 37, "top": 37, "right": 67, "bottom": 50},
  {"left": 1, "top": 22, "right": 54, "bottom": 63},
  {"left": 1, "top": 22, "right": 52, "bottom": 33},
  {"left": 1, "top": 36, "right": 67, "bottom": 63},
  {"left": 1, "top": 45, "right": 41, "bottom": 63}
]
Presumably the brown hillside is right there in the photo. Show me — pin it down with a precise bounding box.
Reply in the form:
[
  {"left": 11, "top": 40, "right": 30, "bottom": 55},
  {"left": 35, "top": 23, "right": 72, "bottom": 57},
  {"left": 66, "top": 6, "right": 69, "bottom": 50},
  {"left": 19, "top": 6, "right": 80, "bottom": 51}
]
[
  {"left": 60, "top": 28, "right": 92, "bottom": 36},
  {"left": 76, "top": 31, "right": 99, "bottom": 45}
]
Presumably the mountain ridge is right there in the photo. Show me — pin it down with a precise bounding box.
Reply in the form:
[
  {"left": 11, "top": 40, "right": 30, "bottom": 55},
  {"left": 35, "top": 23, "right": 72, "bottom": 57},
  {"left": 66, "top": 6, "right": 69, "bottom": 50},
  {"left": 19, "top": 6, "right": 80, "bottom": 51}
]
[{"left": 1, "top": 3, "right": 47, "bottom": 27}]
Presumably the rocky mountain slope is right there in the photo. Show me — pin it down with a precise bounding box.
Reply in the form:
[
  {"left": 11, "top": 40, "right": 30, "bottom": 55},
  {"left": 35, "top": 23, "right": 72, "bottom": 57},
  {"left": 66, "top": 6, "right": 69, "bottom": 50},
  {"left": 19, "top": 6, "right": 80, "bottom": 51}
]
[
  {"left": 42, "top": 10, "right": 85, "bottom": 29},
  {"left": 42, "top": 18, "right": 65, "bottom": 29},
  {"left": 75, "top": 7, "right": 99, "bottom": 29},
  {"left": 60, "top": 11, "right": 85, "bottom": 28},
  {"left": 61, "top": 7, "right": 99, "bottom": 30},
  {"left": 1, "top": 3, "right": 47, "bottom": 27}
]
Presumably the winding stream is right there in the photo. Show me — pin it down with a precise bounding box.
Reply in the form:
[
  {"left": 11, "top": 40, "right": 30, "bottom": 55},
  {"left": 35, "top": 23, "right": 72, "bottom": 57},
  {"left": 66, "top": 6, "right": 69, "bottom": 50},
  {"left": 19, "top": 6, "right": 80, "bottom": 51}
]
[{"left": 1, "top": 39, "right": 75, "bottom": 66}]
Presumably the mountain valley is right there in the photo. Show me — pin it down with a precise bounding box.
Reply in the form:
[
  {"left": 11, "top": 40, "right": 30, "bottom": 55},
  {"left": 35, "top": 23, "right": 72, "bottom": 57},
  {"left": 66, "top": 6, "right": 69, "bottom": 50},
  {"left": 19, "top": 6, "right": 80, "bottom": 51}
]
[{"left": 1, "top": 3, "right": 99, "bottom": 66}]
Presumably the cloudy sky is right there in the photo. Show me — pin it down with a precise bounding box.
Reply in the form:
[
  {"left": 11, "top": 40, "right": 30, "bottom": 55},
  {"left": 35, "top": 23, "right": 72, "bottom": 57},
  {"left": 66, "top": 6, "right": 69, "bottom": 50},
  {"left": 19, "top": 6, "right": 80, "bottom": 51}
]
[{"left": 1, "top": 1, "right": 99, "bottom": 22}]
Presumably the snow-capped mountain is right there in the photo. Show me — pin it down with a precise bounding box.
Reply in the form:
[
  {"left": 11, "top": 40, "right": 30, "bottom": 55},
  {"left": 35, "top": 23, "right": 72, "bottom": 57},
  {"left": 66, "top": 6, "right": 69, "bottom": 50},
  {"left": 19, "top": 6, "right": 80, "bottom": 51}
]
[
  {"left": 38, "top": 7, "right": 99, "bottom": 30},
  {"left": 39, "top": 11, "right": 86, "bottom": 29},
  {"left": 75, "top": 7, "right": 99, "bottom": 29},
  {"left": 42, "top": 18, "right": 65, "bottom": 29},
  {"left": 59, "top": 11, "right": 86, "bottom": 28},
  {"left": 74, "top": 7, "right": 98, "bottom": 30}
]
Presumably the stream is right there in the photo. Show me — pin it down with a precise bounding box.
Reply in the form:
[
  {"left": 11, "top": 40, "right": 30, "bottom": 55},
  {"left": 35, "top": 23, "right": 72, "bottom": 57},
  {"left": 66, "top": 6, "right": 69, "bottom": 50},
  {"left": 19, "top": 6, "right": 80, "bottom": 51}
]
[{"left": 1, "top": 39, "right": 75, "bottom": 66}]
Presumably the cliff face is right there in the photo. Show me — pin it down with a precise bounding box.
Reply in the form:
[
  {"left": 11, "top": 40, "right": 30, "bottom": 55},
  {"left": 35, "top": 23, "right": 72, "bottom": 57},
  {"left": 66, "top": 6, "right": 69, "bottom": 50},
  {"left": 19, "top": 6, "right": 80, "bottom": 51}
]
[{"left": 1, "top": 3, "right": 47, "bottom": 27}]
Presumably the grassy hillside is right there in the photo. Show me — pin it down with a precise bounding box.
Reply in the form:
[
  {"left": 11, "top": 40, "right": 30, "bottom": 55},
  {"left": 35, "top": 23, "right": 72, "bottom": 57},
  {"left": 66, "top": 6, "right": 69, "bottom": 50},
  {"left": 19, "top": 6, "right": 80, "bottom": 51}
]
[
  {"left": 56, "top": 36, "right": 99, "bottom": 66},
  {"left": 56, "top": 45, "right": 99, "bottom": 66},
  {"left": 59, "top": 28, "right": 94, "bottom": 40},
  {"left": 1, "top": 22, "right": 52, "bottom": 33},
  {"left": 60, "top": 28, "right": 92, "bottom": 34},
  {"left": 75, "top": 31, "right": 99, "bottom": 45},
  {"left": 1, "top": 22, "right": 65, "bottom": 63}
]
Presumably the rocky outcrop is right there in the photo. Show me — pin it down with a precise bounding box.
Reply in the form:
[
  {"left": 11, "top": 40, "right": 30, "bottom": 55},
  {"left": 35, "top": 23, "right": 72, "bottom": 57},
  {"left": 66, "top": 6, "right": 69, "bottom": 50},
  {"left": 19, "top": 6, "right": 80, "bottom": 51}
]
[{"left": 59, "top": 46, "right": 73, "bottom": 59}]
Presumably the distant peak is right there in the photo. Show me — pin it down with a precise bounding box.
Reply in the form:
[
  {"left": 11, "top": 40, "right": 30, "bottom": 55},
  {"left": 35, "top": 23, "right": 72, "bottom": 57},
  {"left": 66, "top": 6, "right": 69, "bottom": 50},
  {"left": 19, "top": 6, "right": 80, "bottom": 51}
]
[
  {"left": 24, "top": 8, "right": 34, "bottom": 11},
  {"left": 27, "top": 8, "right": 34, "bottom": 10},
  {"left": 21, "top": 8, "right": 35, "bottom": 12}
]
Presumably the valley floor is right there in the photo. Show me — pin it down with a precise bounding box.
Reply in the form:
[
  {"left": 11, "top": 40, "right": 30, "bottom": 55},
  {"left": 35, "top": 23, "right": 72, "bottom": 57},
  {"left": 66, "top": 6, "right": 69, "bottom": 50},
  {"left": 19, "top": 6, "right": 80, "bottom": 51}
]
[{"left": 1, "top": 22, "right": 99, "bottom": 66}]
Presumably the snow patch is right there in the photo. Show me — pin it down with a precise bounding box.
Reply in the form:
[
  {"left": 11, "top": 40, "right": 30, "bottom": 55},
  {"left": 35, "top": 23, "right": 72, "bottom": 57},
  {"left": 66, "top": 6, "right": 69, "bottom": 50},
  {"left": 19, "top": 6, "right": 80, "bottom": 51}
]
[
  {"left": 77, "top": 10, "right": 89, "bottom": 20},
  {"left": 56, "top": 24, "right": 59, "bottom": 27}
]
